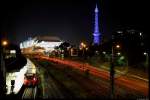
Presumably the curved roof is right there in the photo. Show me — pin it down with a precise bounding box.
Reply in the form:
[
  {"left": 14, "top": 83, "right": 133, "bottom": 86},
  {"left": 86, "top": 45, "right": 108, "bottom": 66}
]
[{"left": 35, "top": 36, "right": 62, "bottom": 42}]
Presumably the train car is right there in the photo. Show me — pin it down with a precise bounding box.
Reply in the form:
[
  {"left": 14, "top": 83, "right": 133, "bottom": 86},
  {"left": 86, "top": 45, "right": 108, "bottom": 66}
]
[
  {"left": 23, "top": 59, "right": 38, "bottom": 87},
  {"left": 24, "top": 73, "right": 38, "bottom": 87}
]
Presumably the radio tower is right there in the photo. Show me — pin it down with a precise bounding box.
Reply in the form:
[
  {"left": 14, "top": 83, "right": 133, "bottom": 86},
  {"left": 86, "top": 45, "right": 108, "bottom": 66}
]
[{"left": 93, "top": 4, "right": 101, "bottom": 45}]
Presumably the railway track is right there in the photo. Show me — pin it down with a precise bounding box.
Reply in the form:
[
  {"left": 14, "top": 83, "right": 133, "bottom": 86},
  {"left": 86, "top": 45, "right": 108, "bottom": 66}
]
[
  {"left": 22, "top": 86, "right": 37, "bottom": 99},
  {"left": 31, "top": 59, "right": 75, "bottom": 99}
]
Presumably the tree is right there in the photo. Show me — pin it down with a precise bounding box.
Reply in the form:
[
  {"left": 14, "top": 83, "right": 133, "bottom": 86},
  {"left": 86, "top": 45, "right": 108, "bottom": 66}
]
[{"left": 58, "top": 42, "right": 71, "bottom": 57}]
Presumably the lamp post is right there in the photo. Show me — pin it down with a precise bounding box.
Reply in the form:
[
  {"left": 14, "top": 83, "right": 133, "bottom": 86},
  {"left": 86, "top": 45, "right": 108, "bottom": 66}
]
[
  {"left": 80, "top": 42, "right": 87, "bottom": 71},
  {"left": 1, "top": 40, "right": 8, "bottom": 96},
  {"left": 143, "top": 52, "right": 149, "bottom": 71},
  {"left": 0, "top": 49, "right": 6, "bottom": 96},
  {"left": 80, "top": 42, "right": 86, "bottom": 57},
  {"left": 110, "top": 41, "right": 120, "bottom": 98},
  {"left": 110, "top": 44, "right": 115, "bottom": 98}
]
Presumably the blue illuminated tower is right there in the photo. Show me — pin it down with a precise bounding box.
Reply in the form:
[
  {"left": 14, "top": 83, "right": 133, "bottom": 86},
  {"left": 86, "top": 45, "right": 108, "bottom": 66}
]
[{"left": 93, "top": 4, "right": 101, "bottom": 45}]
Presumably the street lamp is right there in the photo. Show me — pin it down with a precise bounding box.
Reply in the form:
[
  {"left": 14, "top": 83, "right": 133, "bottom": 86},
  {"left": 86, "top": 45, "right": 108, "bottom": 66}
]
[
  {"left": 2, "top": 40, "right": 8, "bottom": 46},
  {"left": 80, "top": 42, "right": 87, "bottom": 71},
  {"left": 143, "top": 52, "right": 149, "bottom": 70},
  {"left": 80, "top": 42, "right": 86, "bottom": 57},
  {"left": 116, "top": 44, "right": 120, "bottom": 49}
]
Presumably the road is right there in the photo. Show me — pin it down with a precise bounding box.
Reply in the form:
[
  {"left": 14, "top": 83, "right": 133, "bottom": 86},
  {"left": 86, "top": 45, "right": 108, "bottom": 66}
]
[{"left": 33, "top": 55, "right": 149, "bottom": 98}]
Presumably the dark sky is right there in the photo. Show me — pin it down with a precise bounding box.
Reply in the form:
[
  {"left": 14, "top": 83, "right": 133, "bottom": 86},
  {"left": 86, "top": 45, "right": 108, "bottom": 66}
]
[{"left": 1, "top": 0, "right": 148, "bottom": 46}]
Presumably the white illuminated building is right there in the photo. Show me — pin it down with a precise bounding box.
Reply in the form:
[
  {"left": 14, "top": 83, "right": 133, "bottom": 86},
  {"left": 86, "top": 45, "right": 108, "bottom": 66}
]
[
  {"left": 35, "top": 41, "right": 61, "bottom": 51},
  {"left": 20, "top": 37, "right": 37, "bottom": 48},
  {"left": 6, "top": 62, "right": 27, "bottom": 94},
  {"left": 20, "top": 36, "right": 63, "bottom": 53},
  {"left": 6, "top": 59, "right": 36, "bottom": 94}
]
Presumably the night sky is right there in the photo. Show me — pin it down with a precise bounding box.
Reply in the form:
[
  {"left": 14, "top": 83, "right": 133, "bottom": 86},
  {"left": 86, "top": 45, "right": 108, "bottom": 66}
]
[{"left": 1, "top": 0, "right": 148, "bottom": 46}]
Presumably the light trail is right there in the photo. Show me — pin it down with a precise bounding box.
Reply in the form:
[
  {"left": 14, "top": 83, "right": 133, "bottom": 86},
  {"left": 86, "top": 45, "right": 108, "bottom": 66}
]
[{"left": 34, "top": 55, "right": 149, "bottom": 96}]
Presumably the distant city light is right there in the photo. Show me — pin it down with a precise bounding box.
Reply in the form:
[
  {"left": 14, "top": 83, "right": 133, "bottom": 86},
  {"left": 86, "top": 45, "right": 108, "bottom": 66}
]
[
  {"left": 2, "top": 40, "right": 8, "bottom": 46},
  {"left": 139, "top": 32, "right": 142, "bottom": 36},
  {"left": 102, "top": 51, "right": 106, "bottom": 54},
  {"left": 79, "top": 47, "right": 82, "bottom": 50},
  {"left": 81, "top": 42, "right": 84, "bottom": 46},
  {"left": 144, "top": 52, "right": 147, "bottom": 55},
  {"left": 80, "top": 42, "right": 86, "bottom": 48},
  {"left": 10, "top": 50, "right": 16, "bottom": 54},
  {"left": 117, "top": 52, "right": 121, "bottom": 56},
  {"left": 117, "top": 31, "right": 123, "bottom": 33},
  {"left": 116, "top": 45, "right": 120, "bottom": 48},
  {"left": 86, "top": 47, "right": 88, "bottom": 50},
  {"left": 120, "top": 56, "right": 125, "bottom": 60}
]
